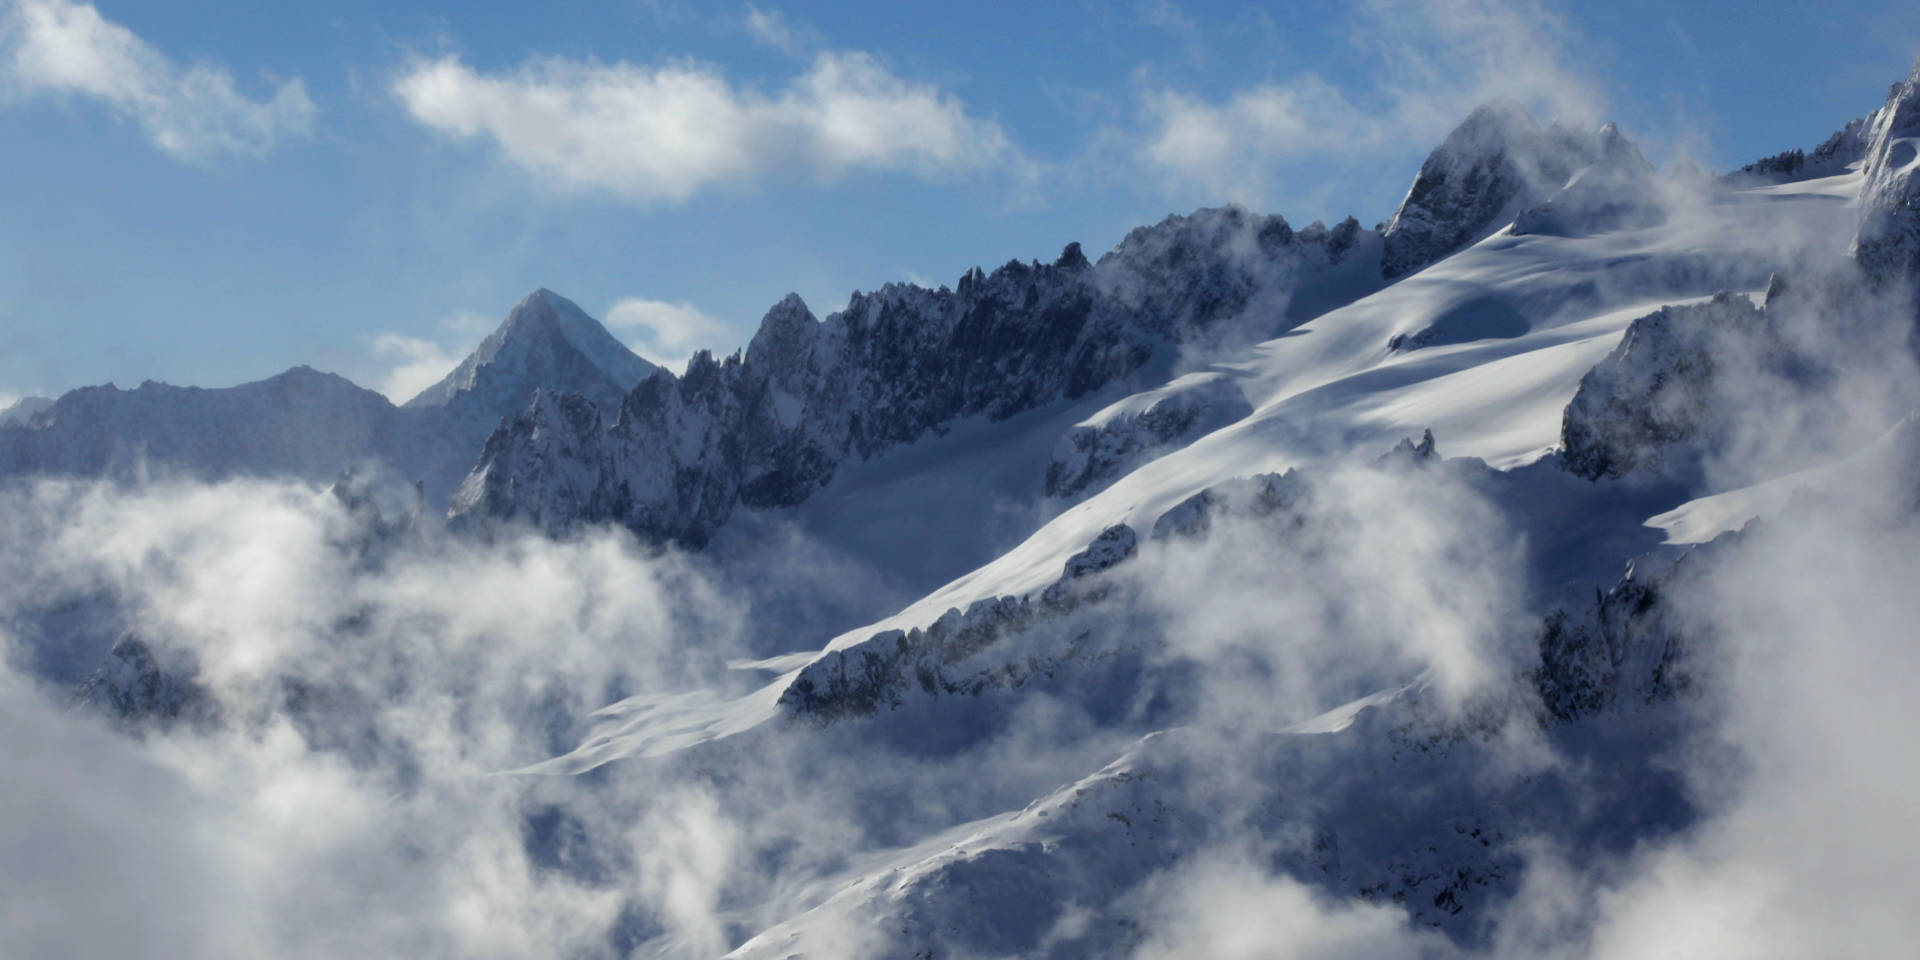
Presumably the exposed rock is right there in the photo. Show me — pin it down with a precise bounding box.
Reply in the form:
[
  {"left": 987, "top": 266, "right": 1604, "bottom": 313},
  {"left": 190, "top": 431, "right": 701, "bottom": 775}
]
[
  {"left": 1510, "top": 123, "right": 1664, "bottom": 238},
  {"left": 1724, "top": 115, "right": 1873, "bottom": 185},
  {"left": 1855, "top": 60, "right": 1920, "bottom": 288},
  {"left": 71, "top": 633, "right": 218, "bottom": 730},
  {"left": 1044, "top": 372, "right": 1252, "bottom": 500},
  {"left": 455, "top": 209, "right": 1377, "bottom": 545},
  {"left": 1381, "top": 102, "right": 1608, "bottom": 279},
  {"left": 1560, "top": 293, "right": 1783, "bottom": 480}
]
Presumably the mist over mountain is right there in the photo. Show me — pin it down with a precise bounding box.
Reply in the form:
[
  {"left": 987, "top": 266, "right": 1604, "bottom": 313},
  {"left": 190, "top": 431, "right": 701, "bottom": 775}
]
[{"left": 6, "top": 53, "right": 1920, "bottom": 960}]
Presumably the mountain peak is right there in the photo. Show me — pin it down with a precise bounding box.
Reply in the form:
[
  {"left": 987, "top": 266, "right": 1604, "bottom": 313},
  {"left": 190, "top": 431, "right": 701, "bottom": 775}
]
[
  {"left": 1381, "top": 102, "right": 1613, "bottom": 278},
  {"left": 1444, "top": 99, "right": 1543, "bottom": 152},
  {"left": 405, "top": 288, "right": 657, "bottom": 415},
  {"left": 1854, "top": 58, "right": 1920, "bottom": 285},
  {"left": 745, "top": 293, "right": 820, "bottom": 375}
]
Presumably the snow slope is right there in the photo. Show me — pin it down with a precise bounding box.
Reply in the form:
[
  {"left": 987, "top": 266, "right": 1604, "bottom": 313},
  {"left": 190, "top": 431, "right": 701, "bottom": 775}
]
[
  {"left": 22, "top": 68, "right": 1920, "bottom": 960},
  {"left": 527, "top": 159, "right": 1865, "bottom": 775}
]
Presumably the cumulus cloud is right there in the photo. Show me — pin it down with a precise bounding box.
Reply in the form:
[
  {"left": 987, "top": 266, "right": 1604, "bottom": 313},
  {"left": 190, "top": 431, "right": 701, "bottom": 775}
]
[
  {"left": 393, "top": 48, "right": 1016, "bottom": 203},
  {"left": 0, "top": 475, "right": 752, "bottom": 958},
  {"left": 0, "top": 474, "right": 1118, "bottom": 959},
  {"left": 605, "top": 296, "right": 729, "bottom": 370},
  {"left": 1141, "top": 76, "right": 1379, "bottom": 210},
  {"left": 0, "top": 0, "right": 314, "bottom": 159}
]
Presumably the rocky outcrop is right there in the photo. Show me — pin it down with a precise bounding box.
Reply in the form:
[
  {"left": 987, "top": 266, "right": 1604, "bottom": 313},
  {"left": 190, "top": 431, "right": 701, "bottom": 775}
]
[
  {"left": 1560, "top": 293, "right": 1787, "bottom": 480},
  {"left": 454, "top": 208, "right": 1375, "bottom": 545},
  {"left": 777, "top": 439, "right": 1449, "bottom": 725},
  {"left": 71, "top": 633, "right": 218, "bottom": 730},
  {"left": 1380, "top": 102, "right": 1610, "bottom": 279},
  {"left": 1533, "top": 567, "right": 1690, "bottom": 721},
  {"left": 1044, "top": 372, "right": 1252, "bottom": 500},
  {"left": 1724, "top": 116, "right": 1872, "bottom": 185},
  {"left": 1510, "top": 123, "right": 1663, "bottom": 238},
  {"left": 1854, "top": 60, "right": 1920, "bottom": 287}
]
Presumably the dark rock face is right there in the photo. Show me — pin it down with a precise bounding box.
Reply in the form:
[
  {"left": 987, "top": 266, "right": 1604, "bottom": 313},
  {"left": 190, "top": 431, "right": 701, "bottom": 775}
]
[
  {"left": 1044, "top": 373, "right": 1253, "bottom": 500},
  {"left": 1855, "top": 61, "right": 1920, "bottom": 289},
  {"left": 71, "top": 634, "right": 218, "bottom": 730},
  {"left": 774, "top": 441, "right": 1456, "bottom": 726},
  {"left": 1560, "top": 293, "right": 1787, "bottom": 480},
  {"left": 1381, "top": 101, "right": 1608, "bottom": 279},
  {"left": 1724, "top": 114, "right": 1872, "bottom": 185},
  {"left": 454, "top": 208, "right": 1375, "bottom": 546},
  {"left": 1510, "top": 123, "right": 1664, "bottom": 238},
  {"left": 1534, "top": 571, "right": 1690, "bottom": 722}
]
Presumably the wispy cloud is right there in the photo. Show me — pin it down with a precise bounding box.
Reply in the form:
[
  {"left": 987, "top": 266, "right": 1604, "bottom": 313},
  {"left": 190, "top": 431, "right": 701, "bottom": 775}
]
[
  {"left": 1133, "top": 0, "right": 1604, "bottom": 208},
  {"left": 0, "top": 0, "right": 314, "bottom": 159},
  {"left": 604, "top": 296, "right": 728, "bottom": 370},
  {"left": 365, "top": 309, "right": 493, "bottom": 404},
  {"left": 1140, "top": 76, "right": 1378, "bottom": 207},
  {"left": 744, "top": 4, "right": 810, "bottom": 56},
  {"left": 369, "top": 332, "right": 461, "bottom": 405},
  {"left": 393, "top": 48, "right": 1018, "bottom": 204}
]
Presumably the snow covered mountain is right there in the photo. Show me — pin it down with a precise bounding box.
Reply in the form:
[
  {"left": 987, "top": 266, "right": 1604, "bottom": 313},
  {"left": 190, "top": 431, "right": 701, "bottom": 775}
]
[
  {"left": 453, "top": 71, "right": 1919, "bottom": 956},
  {"left": 10, "top": 57, "right": 1920, "bottom": 960},
  {"left": 0, "top": 365, "right": 439, "bottom": 482},
  {"left": 0, "top": 290, "right": 657, "bottom": 507},
  {"left": 451, "top": 210, "right": 1381, "bottom": 546},
  {"left": 1856, "top": 59, "right": 1920, "bottom": 286},
  {"left": 0, "top": 394, "right": 53, "bottom": 426},
  {"left": 405, "top": 287, "right": 657, "bottom": 419},
  {"left": 1380, "top": 100, "right": 1617, "bottom": 279}
]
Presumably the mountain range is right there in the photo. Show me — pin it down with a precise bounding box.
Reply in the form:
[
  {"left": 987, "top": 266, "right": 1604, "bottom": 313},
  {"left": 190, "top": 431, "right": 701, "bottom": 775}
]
[{"left": 7, "top": 57, "right": 1920, "bottom": 960}]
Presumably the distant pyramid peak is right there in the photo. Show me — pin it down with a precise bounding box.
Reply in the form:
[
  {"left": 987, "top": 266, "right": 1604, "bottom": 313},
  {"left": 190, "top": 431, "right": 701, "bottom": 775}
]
[{"left": 404, "top": 288, "right": 657, "bottom": 413}]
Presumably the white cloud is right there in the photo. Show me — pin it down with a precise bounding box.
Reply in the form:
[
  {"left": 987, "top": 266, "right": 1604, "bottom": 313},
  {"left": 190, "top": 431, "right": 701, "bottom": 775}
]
[
  {"left": 744, "top": 4, "right": 803, "bottom": 55},
  {"left": 369, "top": 332, "right": 460, "bottom": 404},
  {"left": 393, "top": 49, "right": 1016, "bottom": 203},
  {"left": 605, "top": 296, "right": 728, "bottom": 370},
  {"left": 1141, "top": 76, "right": 1377, "bottom": 206},
  {"left": 0, "top": 0, "right": 314, "bottom": 159},
  {"left": 1130, "top": 858, "right": 1453, "bottom": 960},
  {"left": 365, "top": 310, "right": 498, "bottom": 404},
  {"left": 1134, "top": 0, "right": 1603, "bottom": 207}
]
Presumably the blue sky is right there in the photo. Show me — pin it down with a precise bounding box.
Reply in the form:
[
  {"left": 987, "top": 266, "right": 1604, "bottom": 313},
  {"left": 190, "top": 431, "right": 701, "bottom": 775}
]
[{"left": 3, "top": 0, "right": 1917, "bottom": 405}]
